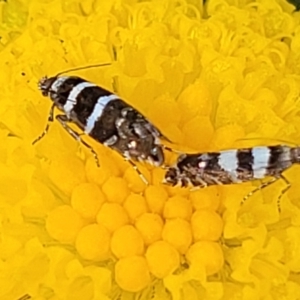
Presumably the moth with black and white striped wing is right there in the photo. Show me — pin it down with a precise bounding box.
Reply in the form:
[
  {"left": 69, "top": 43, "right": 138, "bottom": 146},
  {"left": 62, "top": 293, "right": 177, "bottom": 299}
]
[
  {"left": 33, "top": 68, "right": 171, "bottom": 184},
  {"left": 164, "top": 145, "right": 300, "bottom": 210}
]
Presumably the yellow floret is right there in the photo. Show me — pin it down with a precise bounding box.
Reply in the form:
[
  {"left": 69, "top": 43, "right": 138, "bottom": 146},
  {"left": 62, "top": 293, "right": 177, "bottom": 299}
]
[
  {"left": 147, "top": 94, "right": 181, "bottom": 139},
  {"left": 135, "top": 213, "right": 164, "bottom": 245},
  {"left": 162, "top": 218, "right": 192, "bottom": 254},
  {"left": 102, "top": 176, "right": 130, "bottom": 204},
  {"left": 71, "top": 182, "right": 106, "bottom": 220},
  {"left": 186, "top": 241, "right": 224, "bottom": 276},
  {"left": 123, "top": 193, "right": 148, "bottom": 221},
  {"left": 0, "top": 235, "right": 22, "bottom": 260},
  {"left": 110, "top": 225, "right": 144, "bottom": 258},
  {"left": 191, "top": 210, "right": 223, "bottom": 241},
  {"left": 145, "top": 185, "right": 168, "bottom": 214},
  {"left": 83, "top": 265, "right": 112, "bottom": 296},
  {"left": 211, "top": 124, "right": 245, "bottom": 149},
  {"left": 46, "top": 205, "right": 84, "bottom": 244},
  {"left": 189, "top": 187, "right": 221, "bottom": 211},
  {"left": 75, "top": 224, "right": 111, "bottom": 261},
  {"left": 115, "top": 256, "right": 151, "bottom": 292},
  {"left": 284, "top": 227, "right": 300, "bottom": 272},
  {"left": 163, "top": 195, "right": 193, "bottom": 220},
  {"left": 85, "top": 155, "right": 120, "bottom": 186},
  {"left": 49, "top": 155, "right": 86, "bottom": 196},
  {"left": 96, "top": 203, "right": 129, "bottom": 232},
  {"left": 177, "top": 79, "right": 212, "bottom": 124},
  {"left": 145, "top": 240, "right": 180, "bottom": 279},
  {"left": 182, "top": 116, "right": 214, "bottom": 150}
]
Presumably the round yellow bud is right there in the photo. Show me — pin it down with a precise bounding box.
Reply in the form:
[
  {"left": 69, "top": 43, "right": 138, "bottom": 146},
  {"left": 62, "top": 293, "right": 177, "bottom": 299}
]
[
  {"left": 71, "top": 183, "right": 106, "bottom": 220},
  {"left": 189, "top": 186, "right": 221, "bottom": 211},
  {"left": 186, "top": 241, "right": 224, "bottom": 276},
  {"left": 75, "top": 224, "right": 110, "bottom": 261},
  {"left": 96, "top": 203, "right": 129, "bottom": 232},
  {"left": 115, "top": 256, "right": 151, "bottom": 292},
  {"left": 145, "top": 241, "right": 180, "bottom": 278},
  {"left": 46, "top": 205, "right": 83, "bottom": 243},
  {"left": 135, "top": 213, "right": 164, "bottom": 245},
  {"left": 163, "top": 195, "right": 193, "bottom": 220},
  {"left": 162, "top": 218, "right": 192, "bottom": 254},
  {"left": 145, "top": 185, "right": 168, "bottom": 214},
  {"left": 123, "top": 193, "right": 148, "bottom": 221},
  {"left": 111, "top": 225, "right": 144, "bottom": 258},
  {"left": 191, "top": 210, "right": 223, "bottom": 241},
  {"left": 102, "top": 176, "right": 130, "bottom": 204},
  {"left": 165, "top": 186, "right": 190, "bottom": 197}
]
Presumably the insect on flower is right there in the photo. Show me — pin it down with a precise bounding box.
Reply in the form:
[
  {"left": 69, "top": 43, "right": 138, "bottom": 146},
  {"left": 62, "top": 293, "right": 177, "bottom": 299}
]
[
  {"left": 33, "top": 63, "right": 172, "bottom": 184},
  {"left": 163, "top": 145, "right": 300, "bottom": 211}
]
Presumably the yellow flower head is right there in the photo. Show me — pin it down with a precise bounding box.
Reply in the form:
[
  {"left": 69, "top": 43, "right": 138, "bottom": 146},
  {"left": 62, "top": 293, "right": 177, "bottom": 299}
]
[{"left": 1, "top": 0, "right": 300, "bottom": 299}]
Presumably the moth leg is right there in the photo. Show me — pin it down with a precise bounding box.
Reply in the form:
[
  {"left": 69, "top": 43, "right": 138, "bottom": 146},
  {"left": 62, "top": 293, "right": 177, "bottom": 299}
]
[
  {"left": 56, "top": 114, "right": 100, "bottom": 167},
  {"left": 189, "top": 181, "right": 207, "bottom": 191},
  {"left": 276, "top": 174, "right": 291, "bottom": 213},
  {"left": 17, "top": 294, "right": 31, "bottom": 300},
  {"left": 241, "top": 177, "right": 279, "bottom": 206},
  {"left": 189, "top": 186, "right": 201, "bottom": 192},
  {"left": 124, "top": 157, "right": 148, "bottom": 185},
  {"left": 32, "top": 103, "right": 55, "bottom": 145}
]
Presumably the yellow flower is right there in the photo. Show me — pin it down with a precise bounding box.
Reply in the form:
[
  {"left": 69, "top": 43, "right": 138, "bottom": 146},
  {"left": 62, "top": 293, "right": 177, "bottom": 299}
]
[{"left": 1, "top": 0, "right": 300, "bottom": 299}]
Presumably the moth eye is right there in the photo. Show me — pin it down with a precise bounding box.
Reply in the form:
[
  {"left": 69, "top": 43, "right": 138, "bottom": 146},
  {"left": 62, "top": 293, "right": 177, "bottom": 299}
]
[
  {"left": 149, "top": 146, "right": 164, "bottom": 166},
  {"left": 151, "top": 147, "right": 158, "bottom": 155}
]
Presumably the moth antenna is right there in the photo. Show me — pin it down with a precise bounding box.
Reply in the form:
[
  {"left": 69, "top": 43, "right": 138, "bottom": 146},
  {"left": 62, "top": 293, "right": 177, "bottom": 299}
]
[
  {"left": 56, "top": 62, "right": 112, "bottom": 77},
  {"left": 235, "top": 137, "right": 298, "bottom": 147}
]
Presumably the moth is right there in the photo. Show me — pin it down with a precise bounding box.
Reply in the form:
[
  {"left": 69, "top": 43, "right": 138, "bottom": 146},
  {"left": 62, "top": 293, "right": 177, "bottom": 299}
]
[
  {"left": 164, "top": 145, "right": 299, "bottom": 211},
  {"left": 33, "top": 64, "right": 171, "bottom": 183}
]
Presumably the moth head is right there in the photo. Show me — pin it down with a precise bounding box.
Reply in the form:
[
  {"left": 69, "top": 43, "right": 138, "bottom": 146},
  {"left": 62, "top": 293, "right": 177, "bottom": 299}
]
[
  {"left": 38, "top": 75, "right": 76, "bottom": 110},
  {"left": 38, "top": 76, "right": 57, "bottom": 97},
  {"left": 163, "top": 166, "right": 180, "bottom": 186}
]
